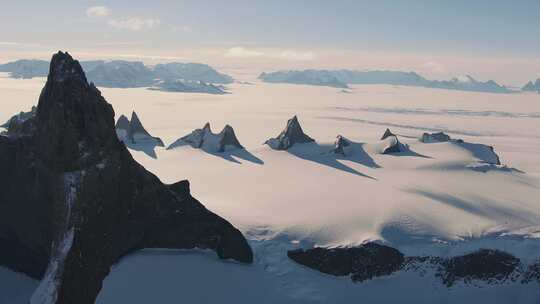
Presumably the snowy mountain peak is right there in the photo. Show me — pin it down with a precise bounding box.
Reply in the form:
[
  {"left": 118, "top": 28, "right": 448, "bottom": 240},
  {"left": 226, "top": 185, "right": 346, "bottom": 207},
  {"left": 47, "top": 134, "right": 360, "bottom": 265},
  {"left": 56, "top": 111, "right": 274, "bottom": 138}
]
[
  {"left": 167, "top": 122, "right": 244, "bottom": 152},
  {"left": 265, "top": 115, "right": 315, "bottom": 150},
  {"left": 115, "top": 112, "right": 164, "bottom": 146}
]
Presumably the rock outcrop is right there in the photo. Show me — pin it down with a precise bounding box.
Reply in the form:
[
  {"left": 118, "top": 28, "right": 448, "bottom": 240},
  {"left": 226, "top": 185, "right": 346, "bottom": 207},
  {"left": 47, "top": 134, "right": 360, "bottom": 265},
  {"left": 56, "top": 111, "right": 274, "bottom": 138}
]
[
  {"left": 332, "top": 135, "right": 352, "bottom": 156},
  {"left": 265, "top": 115, "right": 315, "bottom": 150},
  {"left": 421, "top": 131, "right": 451, "bottom": 143},
  {"left": 288, "top": 243, "right": 405, "bottom": 282},
  {"left": 167, "top": 123, "right": 244, "bottom": 152},
  {"left": 380, "top": 128, "right": 405, "bottom": 154},
  {"left": 115, "top": 111, "right": 164, "bottom": 146},
  {"left": 0, "top": 51, "right": 252, "bottom": 304},
  {"left": 288, "top": 243, "right": 535, "bottom": 286},
  {"left": 1, "top": 106, "right": 36, "bottom": 133}
]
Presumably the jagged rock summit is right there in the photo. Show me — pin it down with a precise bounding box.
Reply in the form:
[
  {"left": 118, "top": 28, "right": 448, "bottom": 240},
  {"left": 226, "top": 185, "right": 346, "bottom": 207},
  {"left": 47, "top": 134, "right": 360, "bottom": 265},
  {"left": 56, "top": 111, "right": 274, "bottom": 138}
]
[
  {"left": 0, "top": 51, "right": 252, "bottom": 304},
  {"left": 380, "top": 128, "right": 405, "bottom": 154},
  {"left": 167, "top": 122, "right": 244, "bottom": 152},
  {"left": 265, "top": 115, "right": 315, "bottom": 150},
  {"left": 115, "top": 111, "right": 164, "bottom": 146}
]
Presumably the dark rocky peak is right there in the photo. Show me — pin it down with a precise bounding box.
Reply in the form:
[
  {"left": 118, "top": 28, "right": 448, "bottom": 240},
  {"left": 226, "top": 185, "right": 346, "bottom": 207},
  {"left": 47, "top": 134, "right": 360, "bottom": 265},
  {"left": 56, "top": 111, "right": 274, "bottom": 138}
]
[
  {"left": 129, "top": 111, "right": 151, "bottom": 136},
  {"left": 380, "top": 128, "right": 395, "bottom": 140},
  {"left": 379, "top": 129, "right": 405, "bottom": 154},
  {"left": 265, "top": 115, "right": 315, "bottom": 150},
  {"left": 218, "top": 124, "right": 244, "bottom": 152},
  {"left": 30, "top": 51, "right": 116, "bottom": 171},
  {"left": 115, "top": 114, "right": 130, "bottom": 130},
  {"left": 167, "top": 122, "right": 244, "bottom": 152},
  {"left": 0, "top": 52, "right": 252, "bottom": 304}
]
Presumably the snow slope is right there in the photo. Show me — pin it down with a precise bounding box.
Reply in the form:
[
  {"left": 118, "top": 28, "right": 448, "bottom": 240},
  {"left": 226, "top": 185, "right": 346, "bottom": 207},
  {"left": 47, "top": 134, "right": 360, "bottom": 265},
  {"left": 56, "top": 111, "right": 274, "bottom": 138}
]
[{"left": 1, "top": 73, "right": 540, "bottom": 303}]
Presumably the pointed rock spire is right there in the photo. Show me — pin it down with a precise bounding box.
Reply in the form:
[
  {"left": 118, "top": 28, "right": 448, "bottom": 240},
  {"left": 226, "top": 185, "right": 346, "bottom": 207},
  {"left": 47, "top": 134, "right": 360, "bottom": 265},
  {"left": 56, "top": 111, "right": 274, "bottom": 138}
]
[
  {"left": 381, "top": 128, "right": 395, "bottom": 140},
  {"left": 379, "top": 128, "right": 405, "bottom": 154},
  {"left": 114, "top": 111, "right": 164, "bottom": 146},
  {"left": 265, "top": 115, "right": 315, "bottom": 150},
  {"left": 0, "top": 51, "right": 252, "bottom": 304}
]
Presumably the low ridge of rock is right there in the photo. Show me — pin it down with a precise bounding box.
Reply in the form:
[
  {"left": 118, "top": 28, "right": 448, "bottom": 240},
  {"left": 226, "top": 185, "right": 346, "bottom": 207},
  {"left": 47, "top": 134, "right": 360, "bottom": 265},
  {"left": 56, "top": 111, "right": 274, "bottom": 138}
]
[{"left": 421, "top": 131, "right": 451, "bottom": 143}]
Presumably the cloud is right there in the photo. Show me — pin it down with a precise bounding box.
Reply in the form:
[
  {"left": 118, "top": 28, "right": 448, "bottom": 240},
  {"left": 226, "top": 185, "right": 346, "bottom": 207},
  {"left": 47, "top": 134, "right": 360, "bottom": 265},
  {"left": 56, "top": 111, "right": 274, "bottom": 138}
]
[
  {"left": 108, "top": 18, "right": 161, "bottom": 31},
  {"left": 278, "top": 50, "right": 316, "bottom": 61},
  {"left": 224, "top": 47, "right": 264, "bottom": 58},
  {"left": 86, "top": 6, "right": 110, "bottom": 18},
  {"left": 421, "top": 61, "right": 447, "bottom": 73}
]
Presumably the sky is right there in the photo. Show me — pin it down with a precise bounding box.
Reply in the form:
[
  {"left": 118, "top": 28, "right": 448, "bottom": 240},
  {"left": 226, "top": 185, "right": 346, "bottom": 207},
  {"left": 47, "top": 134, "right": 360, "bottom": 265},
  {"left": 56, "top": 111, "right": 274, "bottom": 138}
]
[{"left": 1, "top": 0, "right": 539, "bottom": 85}]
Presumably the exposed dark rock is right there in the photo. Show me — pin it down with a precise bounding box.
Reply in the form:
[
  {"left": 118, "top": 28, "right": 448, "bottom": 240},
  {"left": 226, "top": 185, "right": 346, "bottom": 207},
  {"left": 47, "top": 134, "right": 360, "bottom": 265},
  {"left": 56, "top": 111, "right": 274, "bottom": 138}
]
[
  {"left": 380, "top": 128, "right": 395, "bottom": 140},
  {"left": 288, "top": 244, "right": 533, "bottom": 287},
  {"left": 167, "top": 123, "right": 244, "bottom": 152},
  {"left": 0, "top": 106, "right": 36, "bottom": 135},
  {"left": 421, "top": 132, "right": 451, "bottom": 143},
  {"left": 0, "top": 51, "right": 252, "bottom": 304},
  {"left": 379, "top": 129, "right": 405, "bottom": 154},
  {"left": 265, "top": 115, "right": 315, "bottom": 150},
  {"left": 522, "top": 261, "right": 540, "bottom": 283},
  {"left": 287, "top": 243, "right": 405, "bottom": 282},
  {"left": 332, "top": 135, "right": 351, "bottom": 156},
  {"left": 115, "top": 111, "right": 164, "bottom": 146},
  {"left": 438, "top": 249, "right": 521, "bottom": 287}
]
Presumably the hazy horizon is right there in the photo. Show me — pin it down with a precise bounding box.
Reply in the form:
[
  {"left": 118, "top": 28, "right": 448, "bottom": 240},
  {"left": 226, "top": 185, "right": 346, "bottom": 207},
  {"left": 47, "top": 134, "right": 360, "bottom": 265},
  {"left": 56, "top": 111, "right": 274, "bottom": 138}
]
[{"left": 1, "top": 1, "right": 540, "bottom": 86}]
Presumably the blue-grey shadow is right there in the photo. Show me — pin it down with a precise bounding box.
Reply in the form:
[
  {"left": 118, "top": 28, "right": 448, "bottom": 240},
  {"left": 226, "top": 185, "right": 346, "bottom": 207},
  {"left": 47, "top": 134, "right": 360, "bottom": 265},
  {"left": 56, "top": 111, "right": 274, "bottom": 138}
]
[{"left": 286, "top": 142, "right": 377, "bottom": 179}]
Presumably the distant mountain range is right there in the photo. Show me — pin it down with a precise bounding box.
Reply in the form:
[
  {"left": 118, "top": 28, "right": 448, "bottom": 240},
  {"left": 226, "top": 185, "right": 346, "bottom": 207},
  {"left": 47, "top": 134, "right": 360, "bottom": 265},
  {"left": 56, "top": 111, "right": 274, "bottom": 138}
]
[
  {"left": 522, "top": 78, "right": 540, "bottom": 93},
  {"left": 259, "top": 70, "right": 511, "bottom": 93},
  {"left": 0, "top": 59, "right": 234, "bottom": 93}
]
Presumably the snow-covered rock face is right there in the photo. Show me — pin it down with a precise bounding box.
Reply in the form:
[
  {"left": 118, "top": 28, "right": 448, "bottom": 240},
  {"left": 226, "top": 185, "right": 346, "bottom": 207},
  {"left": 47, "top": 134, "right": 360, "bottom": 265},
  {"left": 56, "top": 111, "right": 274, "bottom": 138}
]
[
  {"left": 332, "top": 135, "right": 352, "bottom": 156},
  {"left": 377, "top": 129, "right": 406, "bottom": 154},
  {"left": 115, "top": 112, "right": 164, "bottom": 146},
  {"left": 265, "top": 115, "right": 315, "bottom": 150},
  {"left": 421, "top": 132, "right": 451, "bottom": 143},
  {"left": 1, "top": 106, "right": 36, "bottom": 134},
  {"left": 167, "top": 123, "right": 244, "bottom": 152}
]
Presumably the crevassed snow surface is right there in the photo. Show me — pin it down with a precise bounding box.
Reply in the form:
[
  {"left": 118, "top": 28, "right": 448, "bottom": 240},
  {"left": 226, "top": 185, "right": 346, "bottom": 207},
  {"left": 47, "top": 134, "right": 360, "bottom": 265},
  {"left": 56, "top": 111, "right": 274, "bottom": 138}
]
[{"left": 2, "top": 73, "right": 540, "bottom": 303}]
